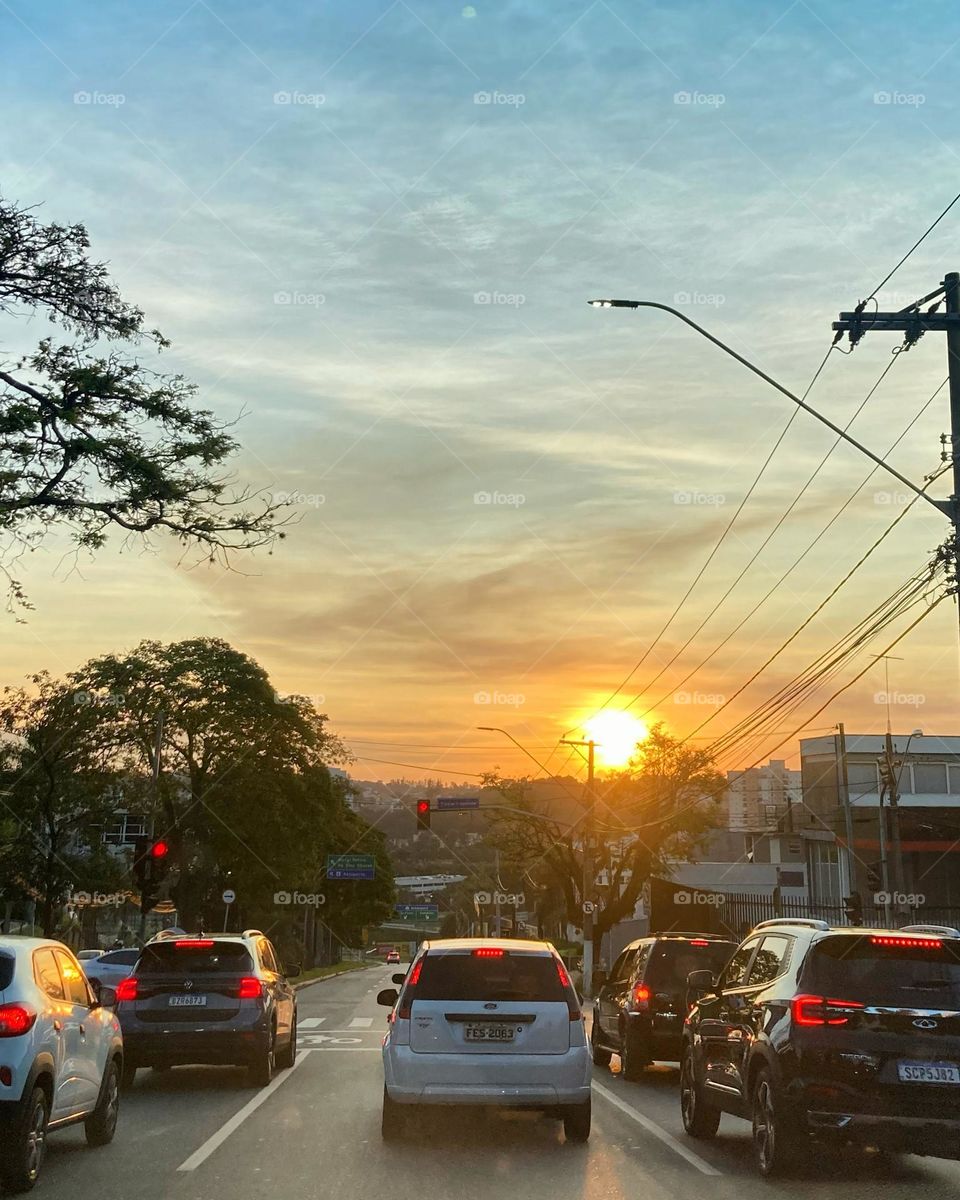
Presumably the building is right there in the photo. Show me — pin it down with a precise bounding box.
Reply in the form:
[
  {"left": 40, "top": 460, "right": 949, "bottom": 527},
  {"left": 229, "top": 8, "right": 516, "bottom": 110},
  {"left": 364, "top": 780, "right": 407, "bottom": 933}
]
[
  {"left": 726, "top": 760, "right": 801, "bottom": 831},
  {"left": 800, "top": 732, "right": 960, "bottom": 907}
]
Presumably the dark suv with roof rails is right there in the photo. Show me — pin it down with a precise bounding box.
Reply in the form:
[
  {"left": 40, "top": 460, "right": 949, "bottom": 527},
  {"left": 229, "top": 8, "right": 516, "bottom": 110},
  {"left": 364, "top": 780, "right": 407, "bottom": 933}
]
[
  {"left": 680, "top": 918, "right": 960, "bottom": 1176},
  {"left": 591, "top": 931, "right": 737, "bottom": 1078},
  {"left": 115, "top": 930, "right": 298, "bottom": 1089}
]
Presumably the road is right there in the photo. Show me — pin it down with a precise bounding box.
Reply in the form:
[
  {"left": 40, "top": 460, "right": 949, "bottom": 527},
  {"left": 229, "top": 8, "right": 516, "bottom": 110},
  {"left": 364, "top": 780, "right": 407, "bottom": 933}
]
[{"left": 38, "top": 965, "right": 960, "bottom": 1200}]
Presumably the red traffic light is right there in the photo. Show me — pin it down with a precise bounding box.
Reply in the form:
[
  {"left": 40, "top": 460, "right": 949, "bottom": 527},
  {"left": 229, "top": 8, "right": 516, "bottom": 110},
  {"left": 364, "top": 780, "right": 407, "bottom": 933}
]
[
  {"left": 150, "top": 840, "right": 170, "bottom": 858},
  {"left": 416, "top": 801, "right": 429, "bottom": 815}
]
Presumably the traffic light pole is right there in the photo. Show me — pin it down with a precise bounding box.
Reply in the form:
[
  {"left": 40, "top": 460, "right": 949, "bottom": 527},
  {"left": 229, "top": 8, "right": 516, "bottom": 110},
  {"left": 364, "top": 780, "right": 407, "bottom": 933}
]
[{"left": 561, "top": 738, "right": 596, "bottom": 998}]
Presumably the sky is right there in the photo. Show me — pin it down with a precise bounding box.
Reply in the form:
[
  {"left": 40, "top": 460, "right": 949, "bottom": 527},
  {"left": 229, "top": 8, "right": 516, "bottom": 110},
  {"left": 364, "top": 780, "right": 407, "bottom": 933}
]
[{"left": 2, "top": 0, "right": 959, "bottom": 782}]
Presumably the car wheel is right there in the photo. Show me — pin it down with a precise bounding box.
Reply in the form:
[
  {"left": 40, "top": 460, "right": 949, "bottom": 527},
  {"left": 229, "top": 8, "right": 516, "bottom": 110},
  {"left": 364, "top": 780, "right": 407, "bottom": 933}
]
[
  {"left": 121, "top": 1061, "right": 138, "bottom": 1090},
  {"left": 248, "top": 1033, "right": 275, "bottom": 1087},
  {"left": 563, "top": 1097, "right": 591, "bottom": 1143},
  {"left": 751, "top": 1067, "right": 799, "bottom": 1177},
  {"left": 381, "top": 1086, "right": 408, "bottom": 1140},
  {"left": 276, "top": 1015, "right": 297, "bottom": 1069},
  {"left": 85, "top": 1059, "right": 121, "bottom": 1147},
  {"left": 590, "top": 1019, "right": 612, "bottom": 1068},
  {"left": 620, "top": 1025, "right": 650, "bottom": 1081},
  {"left": 680, "top": 1048, "right": 720, "bottom": 1138},
  {"left": 0, "top": 1086, "right": 49, "bottom": 1193}
]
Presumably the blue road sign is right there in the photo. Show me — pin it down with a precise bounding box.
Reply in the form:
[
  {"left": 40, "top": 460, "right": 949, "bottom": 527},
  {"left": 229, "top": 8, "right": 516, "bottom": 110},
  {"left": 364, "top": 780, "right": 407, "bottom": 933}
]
[
  {"left": 326, "top": 853, "right": 376, "bottom": 880},
  {"left": 435, "top": 796, "right": 481, "bottom": 811}
]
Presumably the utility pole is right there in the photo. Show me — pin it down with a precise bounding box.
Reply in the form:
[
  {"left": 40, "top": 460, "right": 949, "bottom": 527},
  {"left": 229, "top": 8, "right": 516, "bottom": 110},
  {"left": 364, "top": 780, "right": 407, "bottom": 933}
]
[
  {"left": 883, "top": 730, "right": 906, "bottom": 906},
  {"left": 836, "top": 723, "right": 858, "bottom": 903},
  {"left": 138, "top": 712, "right": 165, "bottom": 944},
  {"left": 561, "top": 737, "right": 596, "bottom": 998}
]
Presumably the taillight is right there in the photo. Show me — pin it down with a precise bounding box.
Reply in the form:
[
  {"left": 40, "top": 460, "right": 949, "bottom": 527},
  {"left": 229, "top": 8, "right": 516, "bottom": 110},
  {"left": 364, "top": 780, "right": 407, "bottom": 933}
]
[
  {"left": 0, "top": 1004, "right": 37, "bottom": 1037},
  {"left": 237, "top": 977, "right": 263, "bottom": 1000},
  {"left": 473, "top": 948, "right": 504, "bottom": 958},
  {"left": 555, "top": 958, "right": 580, "bottom": 1021},
  {"left": 689, "top": 939, "right": 710, "bottom": 947},
  {"left": 115, "top": 977, "right": 138, "bottom": 1002},
  {"left": 397, "top": 956, "right": 424, "bottom": 1019},
  {"left": 791, "top": 994, "right": 865, "bottom": 1027},
  {"left": 631, "top": 983, "right": 650, "bottom": 1009},
  {"left": 175, "top": 939, "right": 214, "bottom": 948},
  {"left": 871, "top": 935, "right": 942, "bottom": 950}
]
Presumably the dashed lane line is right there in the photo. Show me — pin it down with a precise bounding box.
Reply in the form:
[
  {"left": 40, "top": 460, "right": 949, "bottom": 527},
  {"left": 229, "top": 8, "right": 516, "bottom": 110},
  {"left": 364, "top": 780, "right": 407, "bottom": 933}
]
[{"left": 592, "top": 1081, "right": 722, "bottom": 1176}]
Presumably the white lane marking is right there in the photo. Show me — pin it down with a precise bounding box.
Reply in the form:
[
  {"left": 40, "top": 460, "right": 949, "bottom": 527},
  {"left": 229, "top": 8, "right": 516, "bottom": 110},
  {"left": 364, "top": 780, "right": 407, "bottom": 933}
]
[
  {"left": 299, "top": 1017, "right": 326, "bottom": 1029},
  {"left": 177, "top": 1052, "right": 312, "bottom": 1172},
  {"left": 298, "top": 1034, "right": 361, "bottom": 1045},
  {"left": 348, "top": 1017, "right": 373, "bottom": 1028},
  {"left": 592, "top": 1081, "right": 722, "bottom": 1176}
]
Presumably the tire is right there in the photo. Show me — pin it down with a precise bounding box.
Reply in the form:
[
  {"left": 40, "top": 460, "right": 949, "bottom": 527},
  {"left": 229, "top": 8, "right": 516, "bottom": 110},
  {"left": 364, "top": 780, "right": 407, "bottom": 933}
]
[
  {"left": 381, "top": 1086, "right": 408, "bottom": 1140},
  {"left": 121, "top": 1061, "right": 138, "bottom": 1089},
  {"left": 680, "top": 1048, "right": 720, "bottom": 1139},
  {"left": 590, "top": 1019, "right": 612, "bottom": 1068},
  {"left": 620, "top": 1025, "right": 650, "bottom": 1081},
  {"left": 248, "top": 1033, "right": 275, "bottom": 1087},
  {"left": 276, "top": 1015, "right": 297, "bottom": 1069},
  {"left": 0, "top": 1086, "right": 49, "bottom": 1193},
  {"left": 85, "top": 1059, "right": 121, "bottom": 1147},
  {"left": 751, "top": 1067, "right": 800, "bottom": 1178},
  {"left": 563, "top": 1097, "right": 591, "bottom": 1143}
]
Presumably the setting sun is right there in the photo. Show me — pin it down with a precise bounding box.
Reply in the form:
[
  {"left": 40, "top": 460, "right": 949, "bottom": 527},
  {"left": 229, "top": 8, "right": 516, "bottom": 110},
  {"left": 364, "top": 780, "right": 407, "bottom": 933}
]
[{"left": 581, "top": 710, "right": 649, "bottom": 768}]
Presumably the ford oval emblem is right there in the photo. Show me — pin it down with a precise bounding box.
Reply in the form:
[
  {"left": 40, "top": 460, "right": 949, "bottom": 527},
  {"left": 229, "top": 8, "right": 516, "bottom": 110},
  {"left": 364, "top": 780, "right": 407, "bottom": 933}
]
[
  {"left": 484, "top": 1002, "right": 497, "bottom": 1009},
  {"left": 913, "top": 1017, "right": 937, "bottom": 1029}
]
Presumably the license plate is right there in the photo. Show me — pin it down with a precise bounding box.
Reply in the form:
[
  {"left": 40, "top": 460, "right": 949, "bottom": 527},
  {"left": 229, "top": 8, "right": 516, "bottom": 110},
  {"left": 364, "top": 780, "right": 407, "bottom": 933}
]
[
  {"left": 464, "top": 1023, "right": 515, "bottom": 1043},
  {"left": 169, "top": 994, "right": 207, "bottom": 1007},
  {"left": 897, "top": 1061, "right": 960, "bottom": 1084}
]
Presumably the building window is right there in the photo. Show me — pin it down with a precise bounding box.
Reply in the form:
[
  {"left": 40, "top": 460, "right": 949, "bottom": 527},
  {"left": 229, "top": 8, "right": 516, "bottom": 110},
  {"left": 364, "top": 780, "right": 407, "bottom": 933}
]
[
  {"left": 807, "top": 839, "right": 843, "bottom": 903},
  {"left": 950, "top": 765, "right": 960, "bottom": 796},
  {"left": 913, "top": 763, "right": 949, "bottom": 795},
  {"left": 846, "top": 762, "right": 878, "bottom": 796}
]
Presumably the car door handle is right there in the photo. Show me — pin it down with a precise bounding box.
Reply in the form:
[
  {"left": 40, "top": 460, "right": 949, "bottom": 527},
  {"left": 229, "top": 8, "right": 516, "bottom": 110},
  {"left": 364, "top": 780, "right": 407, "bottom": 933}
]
[
  {"left": 79, "top": 1024, "right": 86, "bottom": 1036},
  {"left": 53, "top": 1020, "right": 62, "bottom": 1033}
]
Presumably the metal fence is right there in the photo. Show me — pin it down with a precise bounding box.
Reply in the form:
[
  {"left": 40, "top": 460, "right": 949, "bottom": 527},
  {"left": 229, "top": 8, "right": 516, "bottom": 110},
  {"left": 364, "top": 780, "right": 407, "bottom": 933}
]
[{"left": 716, "top": 892, "right": 960, "bottom": 938}]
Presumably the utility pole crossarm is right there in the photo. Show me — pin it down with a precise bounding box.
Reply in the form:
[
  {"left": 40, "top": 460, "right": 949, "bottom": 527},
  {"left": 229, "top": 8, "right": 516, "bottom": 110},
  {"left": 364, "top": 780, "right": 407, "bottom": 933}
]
[{"left": 832, "top": 313, "right": 960, "bottom": 334}]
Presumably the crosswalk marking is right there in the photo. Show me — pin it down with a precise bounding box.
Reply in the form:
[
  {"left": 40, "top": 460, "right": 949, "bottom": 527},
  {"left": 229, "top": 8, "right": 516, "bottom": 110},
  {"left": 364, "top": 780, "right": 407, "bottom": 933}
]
[
  {"left": 299, "top": 1017, "right": 326, "bottom": 1029},
  {"left": 348, "top": 1017, "right": 373, "bottom": 1029}
]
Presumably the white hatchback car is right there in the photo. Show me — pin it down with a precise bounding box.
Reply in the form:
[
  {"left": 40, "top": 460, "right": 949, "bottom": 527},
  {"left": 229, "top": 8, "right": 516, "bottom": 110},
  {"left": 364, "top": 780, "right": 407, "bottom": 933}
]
[
  {"left": 0, "top": 937, "right": 124, "bottom": 1192},
  {"left": 379, "top": 938, "right": 591, "bottom": 1141}
]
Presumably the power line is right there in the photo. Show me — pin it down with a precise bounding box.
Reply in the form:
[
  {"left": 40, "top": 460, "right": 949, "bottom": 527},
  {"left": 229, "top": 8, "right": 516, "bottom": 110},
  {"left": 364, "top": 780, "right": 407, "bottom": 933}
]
[{"left": 864, "top": 188, "right": 960, "bottom": 305}]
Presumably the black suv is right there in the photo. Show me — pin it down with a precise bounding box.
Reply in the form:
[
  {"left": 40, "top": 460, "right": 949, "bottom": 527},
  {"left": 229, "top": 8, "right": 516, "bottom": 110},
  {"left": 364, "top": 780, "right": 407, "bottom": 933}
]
[
  {"left": 680, "top": 919, "right": 960, "bottom": 1176},
  {"left": 115, "top": 931, "right": 298, "bottom": 1088},
  {"left": 591, "top": 932, "right": 737, "bottom": 1077}
]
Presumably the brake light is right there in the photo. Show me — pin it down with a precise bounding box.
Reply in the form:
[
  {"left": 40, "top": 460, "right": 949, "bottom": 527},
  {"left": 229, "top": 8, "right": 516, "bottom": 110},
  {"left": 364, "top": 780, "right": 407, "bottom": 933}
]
[
  {"left": 115, "top": 977, "right": 138, "bottom": 1002},
  {"left": 871, "top": 935, "right": 942, "bottom": 950},
  {"left": 408, "top": 958, "right": 424, "bottom": 987},
  {"left": 556, "top": 959, "right": 571, "bottom": 989},
  {"left": 473, "top": 948, "right": 504, "bottom": 958},
  {"left": 0, "top": 1004, "right": 37, "bottom": 1037},
  {"left": 397, "top": 956, "right": 424, "bottom": 1019},
  {"left": 631, "top": 983, "right": 650, "bottom": 1009},
  {"left": 689, "top": 939, "right": 710, "bottom": 947},
  {"left": 237, "top": 977, "right": 263, "bottom": 1000},
  {"left": 791, "top": 994, "right": 865, "bottom": 1027},
  {"left": 175, "top": 939, "right": 214, "bottom": 948},
  {"left": 554, "top": 958, "right": 580, "bottom": 1020}
]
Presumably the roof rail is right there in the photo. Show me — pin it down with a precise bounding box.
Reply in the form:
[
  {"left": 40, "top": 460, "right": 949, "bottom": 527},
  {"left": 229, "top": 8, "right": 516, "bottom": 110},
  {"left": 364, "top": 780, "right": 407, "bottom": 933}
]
[
  {"left": 900, "top": 924, "right": 960, "bottom": 938},
  {"left": 753, "top": 918, "right": 830, "bottom": 932}
]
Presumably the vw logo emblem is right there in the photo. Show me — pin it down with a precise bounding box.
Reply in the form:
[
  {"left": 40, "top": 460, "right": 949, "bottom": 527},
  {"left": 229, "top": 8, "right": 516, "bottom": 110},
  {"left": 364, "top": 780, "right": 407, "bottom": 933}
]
[
  {"left": 913, "top": 1018, "right": 937, "bottom": 1030},
  {"left": 183, "top": 980, "right": 194, "bottom": 991}
]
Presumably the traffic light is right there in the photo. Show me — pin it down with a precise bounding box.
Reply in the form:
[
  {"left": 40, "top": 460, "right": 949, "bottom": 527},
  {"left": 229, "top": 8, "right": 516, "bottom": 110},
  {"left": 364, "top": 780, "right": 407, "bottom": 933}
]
[
  {"left": 843, "top": 893, "right": 863, "bottom": 924},
  {"left": 416, "top": 800, "right": 431, "bottom": 832},
  {"left": 133, "top": 837, "right": 172, "bottom": 911}
]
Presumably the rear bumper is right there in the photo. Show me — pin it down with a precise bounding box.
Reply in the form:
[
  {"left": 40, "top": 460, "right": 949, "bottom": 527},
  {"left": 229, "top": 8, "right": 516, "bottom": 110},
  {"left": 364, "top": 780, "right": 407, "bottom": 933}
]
[
  {"left": 121, "top": 1026, "right": 270, "bottom": 1067},
  {"left": 383, "top": 1045, "right": 591, "bottom": 1106},
  {"left": 807, "top": 1110, "right": 960, "bottom": 1156}
]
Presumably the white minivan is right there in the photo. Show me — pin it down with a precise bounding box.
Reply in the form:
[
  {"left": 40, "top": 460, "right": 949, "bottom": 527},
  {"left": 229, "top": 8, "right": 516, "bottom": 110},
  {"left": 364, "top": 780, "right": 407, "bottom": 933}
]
[{"left": 378, "top": 938, "right": 591, "bottom": 1141}]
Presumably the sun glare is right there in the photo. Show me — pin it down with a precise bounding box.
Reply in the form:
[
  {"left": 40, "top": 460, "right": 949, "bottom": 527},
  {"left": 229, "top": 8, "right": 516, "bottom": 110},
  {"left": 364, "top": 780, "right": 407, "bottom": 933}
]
[{"left": 581, "top": 710, "right": 648, "bottom": 768}]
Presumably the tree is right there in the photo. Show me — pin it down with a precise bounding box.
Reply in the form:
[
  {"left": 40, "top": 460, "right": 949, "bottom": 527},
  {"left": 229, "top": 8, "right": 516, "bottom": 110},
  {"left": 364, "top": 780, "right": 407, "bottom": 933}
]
[
  {"left": 0, "top": 197, "right": 287, "bottom": 611},
  {"left": 484, "top": 724, "right": 724, "bottom": 971}
]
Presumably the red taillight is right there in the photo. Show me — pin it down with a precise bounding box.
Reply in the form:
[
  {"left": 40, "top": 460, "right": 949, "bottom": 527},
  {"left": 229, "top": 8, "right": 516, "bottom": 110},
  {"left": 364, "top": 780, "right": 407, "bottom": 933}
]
[
  {"left": 237, "top": 977, "right": 263, "bottom": 1000},
  {"left": 473, "top": 948, "right": 504, "bottom": 958},
  {"left": 0, "top": 1004, "right": 37, "bottom": 1037},
  {"left": 871, "top": 935, "right": 942, "bottom": 950},
  {"left": 631, "top": 983, "right": 650, "bottom": 1009},
  {"left": 175, "top": 939, "right": 214, "bottom": 948},
  {"left": 689, "top": 939, "right": 710, "bottom": 947},
  {"left": 115, "top": 977, "right": 138, "bottom": 1002},
  {"left": 555, "top": 958, "right": 580, "bottom": 1021},
  {"left": 397, "top": 956, "right": 424, "bottom": 1019},
  {"left": 791, "top": 994, "right": 865, "bottom": 1027},
  {"left": 556, "top": 959, "right": 571, "bottom": 989}
]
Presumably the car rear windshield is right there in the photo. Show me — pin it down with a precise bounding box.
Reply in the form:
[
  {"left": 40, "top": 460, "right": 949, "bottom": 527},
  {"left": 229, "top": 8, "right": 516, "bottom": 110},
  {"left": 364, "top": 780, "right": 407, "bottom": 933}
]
[
  {"left": 0, "top": 951, "right": 13, "bottom": 991},
  {"left": 414, "top": 952, "right": 565, "bottom": 1002},
  {"left": 643, "top": 941, "right": 736, "bottom": 991},
  {"left": 137, "top": 942, "right": 253, "bottom": 976},
  {"left": 805, "top": 936, "right": 960, "bottom": 1006}
]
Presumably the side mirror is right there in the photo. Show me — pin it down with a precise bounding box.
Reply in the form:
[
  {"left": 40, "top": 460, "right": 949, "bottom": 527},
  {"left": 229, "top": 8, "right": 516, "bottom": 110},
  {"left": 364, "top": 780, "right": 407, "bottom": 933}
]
[
  {"left": 94, "top": 985, "right": 117, "bottom": 1009},
  {"left": 593, "top": 969, "right": 608, "bottom": 989},
  {"left": 288, "top": 962, "right": 302, "bottom": 978},
  {"left": 376, "top": 987, "right": 400, "bottom": 1007},
  {"left": 392, "top": 973, "right": 406, "bottom": 985},
  {"left": 686, "top": 969, "right": 716, "bottom": 996}
]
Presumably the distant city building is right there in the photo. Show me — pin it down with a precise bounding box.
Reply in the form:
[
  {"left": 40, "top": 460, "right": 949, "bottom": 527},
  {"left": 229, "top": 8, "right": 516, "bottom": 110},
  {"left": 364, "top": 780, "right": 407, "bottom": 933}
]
[{"left": 726, "top": 759, "right": 800, "bottom": 831}]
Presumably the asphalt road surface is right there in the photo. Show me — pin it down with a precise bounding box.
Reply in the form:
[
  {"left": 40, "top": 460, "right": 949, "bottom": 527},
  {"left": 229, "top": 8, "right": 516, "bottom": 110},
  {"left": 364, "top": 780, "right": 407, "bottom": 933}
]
[{"left": 36, "top": 965, "right": 960, "bottom": 1200}]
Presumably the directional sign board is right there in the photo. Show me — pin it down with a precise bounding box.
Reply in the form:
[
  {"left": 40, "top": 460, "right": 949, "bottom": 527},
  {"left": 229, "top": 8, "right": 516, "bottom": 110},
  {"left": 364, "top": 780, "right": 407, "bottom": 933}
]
[
  {"left": 326, "top": 853, "right": 376, "bottom": 880},
  {"left": 222, "top": 889, "right": 236, "bottom": 905},
  {"left": 395, "top": 903, "right": 439, "bottom": 919},
  {"left": 435, "top": 796, "right": 481, "bottom": 811}
]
